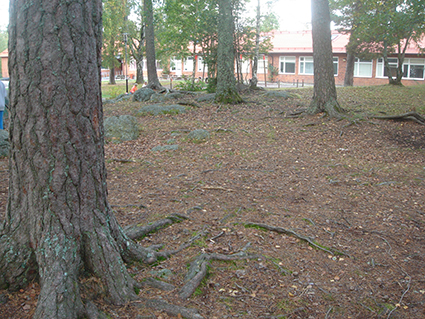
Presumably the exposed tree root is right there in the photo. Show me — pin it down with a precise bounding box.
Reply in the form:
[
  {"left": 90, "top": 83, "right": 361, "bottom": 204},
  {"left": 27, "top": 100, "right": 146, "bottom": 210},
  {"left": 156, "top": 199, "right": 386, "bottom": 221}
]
[
  {"left": 179, "top": 243, "right": 258, "bottom": 299},
  {"left": 124, "top": 213, "right": 189, "bottom": 240},
  {"left": 372, "top": 111, "right": 425, "bottom": 125},
  {"left": 135, "top": 298, "right": 204, "bottom": 319},
  {"left": 244, "top": 222, "right": 348, "bottom": 256}
]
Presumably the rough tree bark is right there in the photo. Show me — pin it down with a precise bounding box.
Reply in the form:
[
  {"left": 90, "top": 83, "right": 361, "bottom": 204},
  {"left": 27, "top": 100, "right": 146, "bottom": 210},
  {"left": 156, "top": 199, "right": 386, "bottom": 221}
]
[
  {"left": 1, "top": 1, "right": 154, "bottom": 318},
  {"left": 143, "top": 0, "right": 163, "bottom": 89},
  {"left": 215, "top": 0, "right": 242, "bottom": 104},
  {"left": 344, "top": 52, "right": 355, "bottom": 87},
  {"left": 308, "top": 0, "right": 345, "bottom": 117}
]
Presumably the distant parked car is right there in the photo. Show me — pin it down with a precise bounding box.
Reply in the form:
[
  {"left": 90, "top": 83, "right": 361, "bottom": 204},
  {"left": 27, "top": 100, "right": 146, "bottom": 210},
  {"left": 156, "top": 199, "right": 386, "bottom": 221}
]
[{"left": 1, "top": 78, "right": 9, "bottom": 89}]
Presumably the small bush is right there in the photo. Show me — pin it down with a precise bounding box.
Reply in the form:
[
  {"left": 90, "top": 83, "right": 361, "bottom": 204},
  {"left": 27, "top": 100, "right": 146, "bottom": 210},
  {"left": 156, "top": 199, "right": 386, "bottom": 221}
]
[{"left": 175, "top": 79, "right": 205, "bottom": 92}]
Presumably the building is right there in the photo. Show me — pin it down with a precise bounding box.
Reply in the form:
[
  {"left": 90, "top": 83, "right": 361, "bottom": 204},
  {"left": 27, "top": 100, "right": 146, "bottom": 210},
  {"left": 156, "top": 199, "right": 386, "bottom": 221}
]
[
  {"left": 167, "top": 30, "right": 425, "bottom": 87},
  {"left": 2, "top": 30, "right": 425, "bottom": 86}
]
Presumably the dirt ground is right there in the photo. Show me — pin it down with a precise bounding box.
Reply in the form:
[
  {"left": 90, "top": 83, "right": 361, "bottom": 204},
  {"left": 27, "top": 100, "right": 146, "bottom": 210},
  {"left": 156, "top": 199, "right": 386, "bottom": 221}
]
[{"left": 0, "top": 87, "right": 424, "bottom": 318}]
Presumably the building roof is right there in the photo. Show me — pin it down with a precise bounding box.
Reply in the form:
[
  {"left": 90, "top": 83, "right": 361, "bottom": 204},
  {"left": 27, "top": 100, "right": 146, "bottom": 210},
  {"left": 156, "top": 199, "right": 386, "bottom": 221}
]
[{"left": 267, "top": 30, "right": 425, "bottom": 55}]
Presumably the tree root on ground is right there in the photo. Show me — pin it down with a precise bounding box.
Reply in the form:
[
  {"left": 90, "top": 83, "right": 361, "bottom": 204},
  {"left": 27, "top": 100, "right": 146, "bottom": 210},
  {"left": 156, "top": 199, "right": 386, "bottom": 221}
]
[
  {"left": 371, "top": 111, "right": 425, "bottom": 125},
  {"left": 244, "top": 222, "right": 348, "bottom": 256},
  {"left": 134, "top": 298, "right": 204, "bottom": 319},
  {"left": 124, "top": 213, "right": 189, "bottom": 240},
  {"left": 179, "top": 243, "right": 259, "bottom": 299}
]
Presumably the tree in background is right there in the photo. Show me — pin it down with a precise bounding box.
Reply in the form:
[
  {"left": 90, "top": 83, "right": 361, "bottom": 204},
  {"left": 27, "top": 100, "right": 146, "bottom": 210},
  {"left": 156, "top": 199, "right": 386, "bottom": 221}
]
[
  {"left": 2, "top": 0, "right": 160, "bottom": 317},
  {"left": 330, "top": 0, "right": 364, "bottom": 86},
  {"left": 143, "top": 0, "right": 163, "bottom": 89},
  {"left": 308, "top": 0, "right": 344, "bottom": 117},
  {"left": 128, "top": 0, "right": 146, "bottom": 84},
  {"left": 332, "top": 0, "right": 425, "bottom": 86},
  {"left": 215, "top": 0, "right": 242, "bottom": 103},
  {"left": 102, "top": 0, "right": 130, "bottom": 84}
]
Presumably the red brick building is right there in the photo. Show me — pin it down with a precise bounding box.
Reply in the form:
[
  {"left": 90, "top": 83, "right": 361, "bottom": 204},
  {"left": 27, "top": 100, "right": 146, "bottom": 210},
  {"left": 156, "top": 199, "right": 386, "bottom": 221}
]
[{"left": 3, "top": 30, "right": 425, "bottom": 86}]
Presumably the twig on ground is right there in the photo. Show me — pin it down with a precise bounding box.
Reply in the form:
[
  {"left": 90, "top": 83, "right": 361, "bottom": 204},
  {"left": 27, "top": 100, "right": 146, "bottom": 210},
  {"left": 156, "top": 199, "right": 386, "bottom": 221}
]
[{"left": 245, "top": 222, "right": 349, "bottom": 256}]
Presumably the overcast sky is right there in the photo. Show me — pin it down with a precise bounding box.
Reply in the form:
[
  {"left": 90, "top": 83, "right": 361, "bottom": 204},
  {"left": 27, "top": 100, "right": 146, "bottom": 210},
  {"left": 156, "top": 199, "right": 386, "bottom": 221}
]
[{"left": 0, "top": 0, "right": 311, "bottom": 31}]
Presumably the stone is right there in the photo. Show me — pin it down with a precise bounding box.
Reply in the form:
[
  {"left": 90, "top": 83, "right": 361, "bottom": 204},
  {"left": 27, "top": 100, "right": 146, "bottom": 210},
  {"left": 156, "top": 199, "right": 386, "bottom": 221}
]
[
  {"left": 150, "top": 92, "right": 184, "bottom": 103},
  {"left": 138, "top": 104, "right": 186, "bottom": 116},
  {"left": 104, "top": 115, "right": 139, "bottom": 143},
  {"left": 187, "top": 129, "right": 210, "bottom": 142},
  {"left": 132, "top": 87, "right": 155, "bottom": 102},
  {"left": 151, "top": 145, "right": 179, "bottom": 152},
  {"left": 195, "top": 93, "right": 216, "bottom": 102},
  {"left": 265, "top": 90, "right": 297, "bottom": 99}
]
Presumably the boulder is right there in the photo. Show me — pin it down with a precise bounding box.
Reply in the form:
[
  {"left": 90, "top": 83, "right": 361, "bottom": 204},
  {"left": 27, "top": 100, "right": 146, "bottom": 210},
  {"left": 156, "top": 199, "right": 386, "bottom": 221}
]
[
  {"left": 195, "top": 93, "right": 216, "bottom": 102},
  {"left": 138, "top": 104, "right": 186, "bottom": 116},
  {"left": 104, "top": 115, "right": 139, "bottom": 143},
  {"left": 151, "top": 145, "right": 179, "bottom": 152},
  {"left": 187, "top": 129, "right": 210, "bottom": 142},
  {"left": 265, "top": 90, "right": 297, "bottom": 99},
  {"left": 132, "top": 88, "right": 155, "bottom": 102},
  {"left": 150, "top": 92, "right": 184, "bottom": 103}
]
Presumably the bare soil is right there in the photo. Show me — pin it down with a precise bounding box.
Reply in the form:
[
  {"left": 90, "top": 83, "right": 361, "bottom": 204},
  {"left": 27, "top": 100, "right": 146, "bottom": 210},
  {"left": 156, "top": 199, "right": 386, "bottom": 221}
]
[{"left": 1, "top": 87, "right": 424, "bottom": 319}]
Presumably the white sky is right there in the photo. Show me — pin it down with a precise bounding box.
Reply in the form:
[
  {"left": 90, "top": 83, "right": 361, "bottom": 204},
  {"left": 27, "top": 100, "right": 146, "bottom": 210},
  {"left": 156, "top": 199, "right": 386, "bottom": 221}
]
[{"left": 0, "top": 0, "right": 311, "bottom": 31}]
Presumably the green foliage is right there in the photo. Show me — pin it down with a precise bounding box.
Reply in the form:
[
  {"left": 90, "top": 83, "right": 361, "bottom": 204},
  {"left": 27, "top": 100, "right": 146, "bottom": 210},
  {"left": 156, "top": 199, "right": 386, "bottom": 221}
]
[
  {"left": 267, "top": 63, "right": 279, "bottom": 82},
  {"left": 206, "top": 77, "right": 217, "bottom": 93},
  {"left": 175, "top": 79, "right": 205, "bottom": 91},
  {"left": 331, "top": 0, "right": 425, "bottom": 84}
]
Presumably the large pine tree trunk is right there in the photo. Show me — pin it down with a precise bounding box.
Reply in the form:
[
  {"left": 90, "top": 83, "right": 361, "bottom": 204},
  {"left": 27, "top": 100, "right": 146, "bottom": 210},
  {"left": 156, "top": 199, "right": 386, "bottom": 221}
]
[
  {"left": 215, "top": 0, "right": 242, "bottom": 104},
  {"left": 143, "top": 0, "right": 162, "bottom": 89},
  {"left": 1, "top": 1, "right": 149, "bottom": 318},
  {"left": 308, "top": 0, "right": 344, "bottom": 117}
]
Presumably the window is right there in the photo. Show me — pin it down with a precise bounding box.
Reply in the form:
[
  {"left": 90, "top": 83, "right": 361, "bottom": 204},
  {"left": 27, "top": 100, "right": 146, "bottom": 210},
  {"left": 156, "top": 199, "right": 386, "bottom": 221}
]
[
  {"left": 376, "top": 58, "right": 398, "bottom": 78},
  {"left": 354, "top": 58, "right": 373, "bottom": 77},
  {"left": 299, "top": 56, "right": 314, "bottom": 75},
  {"left": 258, "top": 56, "right": 268, "bottom": 74},
  {"left": 184, "top": 57, "right": 194, "bottom": 72},
  {"left": 333, "top": 57, "right": 339, "bottom": 76},
  {"left": 403, "top": 58, "right": 425, "bottom": 80},
  {"left": 197, "top": 56, "right": 206, "bottom": 72},
  {"left": 279, "top": 56, "right": 296, "bottom": 74}
]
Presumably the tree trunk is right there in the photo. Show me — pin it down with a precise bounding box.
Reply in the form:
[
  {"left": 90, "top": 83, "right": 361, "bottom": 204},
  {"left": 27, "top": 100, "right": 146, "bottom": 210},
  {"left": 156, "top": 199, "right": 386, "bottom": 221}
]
[
  {"left": 344, "top": 52, "right": 355, "bottom": 87},
  {"left": 136, "top": 59, "right": 145, "bottom": 84},
  {"left": 250, "top": 0, "right": 260, "bottom": 89},
  {"left": 215, "top": 0, "right": 242, "bottom": 104},
  {"left": 143, "top": 0, "right": 162, "bottom": 89},
  {"left": 109, "top": 66, "right": 116, "bottom": 84},
  {"left": 2, "top": 1, "right": 151, "bottom": 318},
  {"left": 308, "top": 0, "right": 344, "bottom": 117}
]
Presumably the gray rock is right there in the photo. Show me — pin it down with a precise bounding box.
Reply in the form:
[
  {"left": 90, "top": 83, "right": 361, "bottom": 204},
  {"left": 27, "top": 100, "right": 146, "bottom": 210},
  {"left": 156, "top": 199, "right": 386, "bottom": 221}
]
[
  {"left": 150, "top": 92, "right": 184, "bottom": 103},
  {"left": 187, "top": 129, "right": 210, "bottom": 142},
  {"left": 195, "top": 93, "right": 216, "bottom": 102},
  {"left": 265, "top": 90, "right": 296, "bottom": 99},
  {"left": 0, "top": 130, "right": 9, "bottom": 157},
  {"left": 132, "top": 88, "right": 155, "bottom": 102},
  {"left": 151, "top": 145, "right": 179, "bottom": 152},
  {"left": 138, "top": 104, "right": 186, "bottom": 116},
  {"left": 104, "top": 115, "right": 139, "bottom": 143}
]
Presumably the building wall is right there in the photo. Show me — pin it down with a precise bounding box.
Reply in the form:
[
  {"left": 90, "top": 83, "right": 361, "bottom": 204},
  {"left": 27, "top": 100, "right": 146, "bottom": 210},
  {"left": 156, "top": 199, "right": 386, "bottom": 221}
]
[{"left": 1, "top": 56, "right": 8, "bottom": 78}]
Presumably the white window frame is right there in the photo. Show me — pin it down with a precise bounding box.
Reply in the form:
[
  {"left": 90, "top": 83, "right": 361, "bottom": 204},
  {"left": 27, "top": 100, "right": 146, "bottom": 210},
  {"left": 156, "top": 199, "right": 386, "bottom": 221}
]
[
  {"left": 333, "top": 57, "right": 339, "bottom": 76},
  {"left": 299, "top": 56, "right": 314, "bottom": 75},
  {"left": 403, "top": 58, "right": 425, "bottom": 80},
  {"left": 354, "top": 58, "right": 373, "bottom": 78},
  {"left": 184, "top": 56, "right": 194, "bottom": 72},
  {"left": 258, "top": 55, "right": 268, "bottom": 74},
  {"left": 279, "top": 56, "right": 296, "bottom": 74},
  {"left": 376, "top": 57, "right": 398, "bottom": 78}
]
